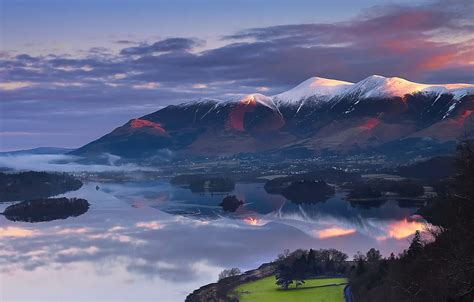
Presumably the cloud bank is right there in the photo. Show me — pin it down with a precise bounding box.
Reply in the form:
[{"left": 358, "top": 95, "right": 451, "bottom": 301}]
[{"left": 1, "top": 0, "right": 472, "bottom": 150}]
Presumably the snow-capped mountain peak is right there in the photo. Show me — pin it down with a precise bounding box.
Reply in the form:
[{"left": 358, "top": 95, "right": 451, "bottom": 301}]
[
  {"left": 273, "top": 76, "right": 353, "bottom": 102},
  {"left": 178, "top": 75, "right": 472, "bottom": 112},
  {"left": 75, "top": 74, "right": 474, "bottom": 159},
  {"left": 274, "top": 75, "right": 474, "bottom": 103},
  {"left": 343, "top": 75, "right": 434, "bottom": 98}
]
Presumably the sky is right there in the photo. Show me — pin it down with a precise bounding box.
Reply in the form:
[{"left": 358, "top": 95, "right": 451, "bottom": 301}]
[{"left": 0, "top": 0, "right": 473, "bottom": 151}]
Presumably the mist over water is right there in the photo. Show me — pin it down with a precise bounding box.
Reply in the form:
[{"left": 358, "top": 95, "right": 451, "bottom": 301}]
[
  {"left": 0, "top": 174, "right": 424, "bottom": 301},
  {"left": 0, "top": 153, "right": 151, "bottom": 172}
]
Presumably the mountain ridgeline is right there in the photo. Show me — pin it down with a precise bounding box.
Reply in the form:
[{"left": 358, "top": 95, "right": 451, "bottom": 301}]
[{"left": 72, "top": 75, "right": 474, "bottom": 160}]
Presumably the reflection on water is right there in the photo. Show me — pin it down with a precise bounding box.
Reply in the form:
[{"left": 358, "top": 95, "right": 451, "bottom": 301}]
[
  {"left": 3, "top": 198, "right": 90, "bottom": 223},
  {"left": 0, "top": 181, "right": 426, "bottom": 302}
]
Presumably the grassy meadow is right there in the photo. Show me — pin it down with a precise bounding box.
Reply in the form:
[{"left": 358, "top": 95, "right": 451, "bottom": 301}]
[{"left": 234, "top": 276, "right": 347, "bottom": 302}]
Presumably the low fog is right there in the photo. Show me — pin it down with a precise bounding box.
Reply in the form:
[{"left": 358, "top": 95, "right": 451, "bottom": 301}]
[{"left": 0, "top": 153, "right": 152, "bottom": 173}]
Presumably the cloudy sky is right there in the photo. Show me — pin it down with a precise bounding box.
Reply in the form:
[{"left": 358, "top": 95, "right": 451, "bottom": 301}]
[{"left": 1, "top": 0, "right": 473, "bottom": 151}]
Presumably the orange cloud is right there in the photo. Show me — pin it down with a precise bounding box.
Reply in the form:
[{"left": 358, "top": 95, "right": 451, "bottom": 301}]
[
  {"left": 0, "top": 81, "right": 34, "bottom": 90},
  {"left": 0, "top": 226, "right": 37, "bottom": 238},
  {"left": 56, "top": 227, "right": 90, "bottom": 235},
  {"left": 419, "top": 53, "right": 456, "bottom": 70},
  {"left": 243, "top": 217, "right": 266, "bottom": 226},
  {"left": 377, "top": 218, "right": 425, "bottom": 241},
  {"left": 381, "top": 39, "right": 418, "bottom": 53},
  {"left": 316, "top": 227, "right": 356, "bottom": 239},
  {"left": 135, "top": 221, "right": 165, "bottom": 230}
]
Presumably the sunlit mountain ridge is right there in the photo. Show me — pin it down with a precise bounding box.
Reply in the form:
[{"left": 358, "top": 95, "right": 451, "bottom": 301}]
[{"left": 73, "top": 75, "right": 474, "bottom": 160}]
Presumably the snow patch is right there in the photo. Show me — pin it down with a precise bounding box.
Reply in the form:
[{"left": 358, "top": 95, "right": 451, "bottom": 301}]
[
  {"left": 342, "top": 75, "right": 474, "bottom": 100},
  {"left": 274, "top": 75, "right": 473, "bottom": 103},
  {"left": 273, "top": 77, "right": 353, "bottom": 103}
]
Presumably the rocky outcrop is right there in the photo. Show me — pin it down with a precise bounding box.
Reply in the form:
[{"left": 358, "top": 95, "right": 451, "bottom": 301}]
[{"left": 185, "top": 262, "right": 277, "bottom": 302}]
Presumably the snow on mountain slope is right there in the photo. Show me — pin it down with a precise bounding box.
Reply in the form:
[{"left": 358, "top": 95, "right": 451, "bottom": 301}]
[
  {"left": 233, "top": 92, "right": 282, "bottom": 113},
  {"left": 73, "top": 75, "right": 474, "bottom": 158},
  {"left": 272, "top": 75, "right": 473, "bottom": 104},
  {"left": 176, "top": 76, "right": 473, "bottom": 114},
  {"left": 273, "top": 77, "right": 353, "bottom": 103},
  {"left": 240, "top": 93, "right": 279, "bottom": 111},
  {"left": 340, "top": 75, "right": 474, "bottom": 100}
]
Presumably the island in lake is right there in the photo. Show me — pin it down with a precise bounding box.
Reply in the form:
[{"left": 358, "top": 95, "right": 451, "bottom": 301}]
[
  {"left": 0, "top": 171, "right": 83, "bottom": 202},
  {"left": 2, "top": 197, "right": 90, "bottom": 222},
  {"left": 219, "top": 195, "right": 244, "bottom": 212},
  {"left": 281, "top": 180, "right": 335, "bottom": 204}
]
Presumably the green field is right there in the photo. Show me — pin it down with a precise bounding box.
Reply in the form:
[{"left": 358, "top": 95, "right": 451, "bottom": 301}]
[{"left": 234, "top": 276, "right": 347, "bottom": 302}]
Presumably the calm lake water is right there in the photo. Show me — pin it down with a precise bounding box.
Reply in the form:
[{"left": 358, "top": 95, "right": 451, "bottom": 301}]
[{"left": 0, "top": 181, "right": 425, "bottom": 302}]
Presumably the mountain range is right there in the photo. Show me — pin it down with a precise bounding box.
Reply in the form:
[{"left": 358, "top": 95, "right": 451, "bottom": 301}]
[{"left": 73, "top": 75, "right": 474, "bottom": 160}]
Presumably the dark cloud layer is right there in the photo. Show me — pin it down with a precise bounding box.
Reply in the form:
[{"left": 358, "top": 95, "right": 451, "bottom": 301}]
[
  {"left": 0, "top": 0, "right": 473, "bottom": 150},
  {"left": 120, "top": 38, "right": 203, "bottom": 55}
]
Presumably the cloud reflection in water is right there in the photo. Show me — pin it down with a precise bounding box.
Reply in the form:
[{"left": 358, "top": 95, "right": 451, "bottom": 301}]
[{"left": 0, "top": 181, "right": 427, "bottom": 301}]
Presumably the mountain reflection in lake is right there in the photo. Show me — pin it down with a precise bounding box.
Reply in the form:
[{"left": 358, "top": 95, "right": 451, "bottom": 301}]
[{"left": 0, "top": 181, "right": 425, "bottom": 302}]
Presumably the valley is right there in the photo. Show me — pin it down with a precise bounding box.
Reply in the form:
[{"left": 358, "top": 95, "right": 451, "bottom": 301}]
[{"left": 3, "top": 0, "right": 473, "bottom": 300}]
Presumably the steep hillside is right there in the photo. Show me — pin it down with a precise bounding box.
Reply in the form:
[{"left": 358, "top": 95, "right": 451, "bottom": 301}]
[{"left": 72, "top": 75, "right": 474, "bottom": 159}]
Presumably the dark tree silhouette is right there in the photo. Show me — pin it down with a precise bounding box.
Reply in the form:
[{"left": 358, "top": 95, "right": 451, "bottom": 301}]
[
  {"left": 292, "top": 255, "right": 307, "bottom": 288},
  {"left": 366, "top": 248, "right": 382, "bottom": 262},
  {"left": 353, "top": 252, "right": 367, "bottom": 276},
  {"left": 350, "top": 141, "right": 474, "bottom": 302},
  {"left": 275, "top": 263, "right": 294, "bottom": 290},
  {"left": 407, "top": 231, "right": 423, "bottom": 258},
  {"left": 274, "top": 248, "right": 348, "bottom": 289},
  {"left": 218, "top": 268, "right": 241, "bottom": 280}
]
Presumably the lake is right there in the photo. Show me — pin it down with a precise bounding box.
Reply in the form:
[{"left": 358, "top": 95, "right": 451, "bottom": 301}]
[{"left": 0, "top": 180, "right": 425, "bottom": 302}]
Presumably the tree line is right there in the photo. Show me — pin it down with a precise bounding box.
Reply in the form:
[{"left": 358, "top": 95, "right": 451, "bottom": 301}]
[
  {"left": 275, "top": 248, "right": 348, "bottom": 289},
  {"left": 349, "top": 141, "right": 474, "bottom": 301}
]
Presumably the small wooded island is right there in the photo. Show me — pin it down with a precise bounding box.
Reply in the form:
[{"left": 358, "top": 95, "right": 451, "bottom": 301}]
[
  {"left": 0, "top": 171, "right": 83, "bottom": 202},
  {"left": 2, "top": 197, "right": 90, "bottom": 222},
  {"left": 219, "top": 195, "right": 244, "bottom": 212},
  {"left": 264, "top": 168, "right": 361, "bottom": 195},
  {"left": 282, "top": 180, "right": 335, "bottom": 203}
]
